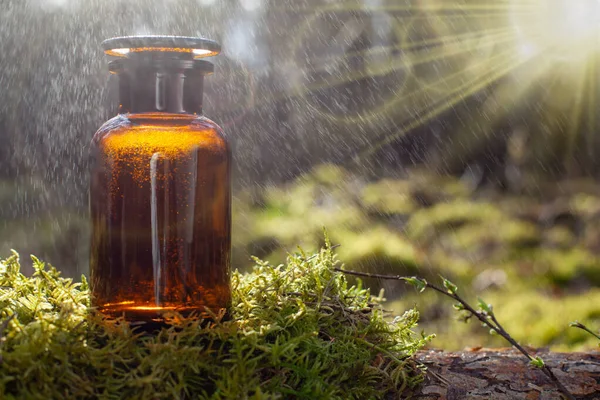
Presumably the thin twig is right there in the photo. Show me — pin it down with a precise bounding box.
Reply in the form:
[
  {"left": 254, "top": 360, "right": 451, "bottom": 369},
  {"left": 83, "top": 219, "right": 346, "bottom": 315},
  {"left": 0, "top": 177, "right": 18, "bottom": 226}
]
[
  {"left": 570, "top": 321, "right": 600, "bottom": 341},
  {"left": 334, "top": 268, "right": 576, "bottom": 400}
]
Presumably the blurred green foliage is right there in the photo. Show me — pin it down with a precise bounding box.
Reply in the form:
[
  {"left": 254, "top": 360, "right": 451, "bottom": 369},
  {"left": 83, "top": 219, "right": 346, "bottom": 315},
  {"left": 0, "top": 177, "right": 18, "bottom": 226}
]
[{"left": 233, "top": 164, "right": 600, "bottom": 351}]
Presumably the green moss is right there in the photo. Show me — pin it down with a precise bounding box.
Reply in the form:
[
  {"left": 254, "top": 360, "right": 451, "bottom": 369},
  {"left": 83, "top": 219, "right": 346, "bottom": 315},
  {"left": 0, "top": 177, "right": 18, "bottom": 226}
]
[
  {"left": 488, "top": 290, "right": 600, "bottom": 350},
  {"left": 441, "top": 220, "right": 539, "bottom": 251},
  {"left": 569, "top": 194, "right": 600, "bottom": 218},
  {"left": 333, "top": 228, "right": 421, "bottom": 275},
  {"left": 228, "top": 166, "right": 600, "bottom": 352},
  {"left": 406, "top": 201, "right": 503, "bottom": 243},
  {"left": 360, "top": 180, "right": 416, "bottom": 216},
  {"left": 523, "top": 248, "right": 600, "bottom": 287},
  {"left": 405, "top": 170, "right": 471, "bottom": 199},
  {"left": 251, "top": 169, "right": 367, "bottom": 248},
  {"left": 255, "top": 205, "right": 365, "bottom": 245},
  {"left": 303, "top": 164, "right": 348, "bottom": 186},
  {"left": 428, "top": 220, "right": 541, "bottom": 276},
  {"left": 544, "top": 226, "right": 576, "bottom": 249},
  {"left": 0, "top": 244, "right": 430, "bottom": 399}
]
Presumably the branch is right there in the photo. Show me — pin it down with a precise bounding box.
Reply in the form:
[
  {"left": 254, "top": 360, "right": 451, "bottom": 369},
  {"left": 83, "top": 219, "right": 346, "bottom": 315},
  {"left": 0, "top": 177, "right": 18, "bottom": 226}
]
[{"left": 334, "top": 268, "right": 576, "bottom": 400}]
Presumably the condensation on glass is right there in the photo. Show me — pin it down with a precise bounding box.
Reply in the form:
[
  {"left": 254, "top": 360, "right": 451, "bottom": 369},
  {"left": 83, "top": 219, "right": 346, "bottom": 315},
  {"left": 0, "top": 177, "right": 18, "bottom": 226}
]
[{"left": 89, "top": 36, "right": 231, "bottom": 323}]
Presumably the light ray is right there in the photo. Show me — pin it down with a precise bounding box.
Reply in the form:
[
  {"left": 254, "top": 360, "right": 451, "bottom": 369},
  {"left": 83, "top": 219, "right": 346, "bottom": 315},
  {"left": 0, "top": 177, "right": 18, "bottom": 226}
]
[
  {"left": 311, "top": 26, "right": 510, "bottom": 70},
  {"left": 257, "top": 0, "right": 600, "bottom": 166},
  {"left": 296, "top": 29, "right": 532, "bottom": 126},
  {"left": 435, "top": 54, "right": 564, "bottom": 171},
  {"left": 356, "top": 48, "right": 540, "bottom": 159},
  {"left": 293, "top": 27, "right": 522, "bottom": 97}
]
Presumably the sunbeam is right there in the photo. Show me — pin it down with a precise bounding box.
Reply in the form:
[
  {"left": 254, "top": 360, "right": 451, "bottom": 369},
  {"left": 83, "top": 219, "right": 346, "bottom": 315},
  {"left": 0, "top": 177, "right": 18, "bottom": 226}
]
[{"left": 273, "top": 0, "right": 600, "bottom": 160}]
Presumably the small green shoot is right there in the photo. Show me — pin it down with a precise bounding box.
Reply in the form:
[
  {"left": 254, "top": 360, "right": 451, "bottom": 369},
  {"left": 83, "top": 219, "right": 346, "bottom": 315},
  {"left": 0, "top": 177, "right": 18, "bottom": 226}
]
[{"left": 530, "top": 356, "right": 545, "bottom": 368}]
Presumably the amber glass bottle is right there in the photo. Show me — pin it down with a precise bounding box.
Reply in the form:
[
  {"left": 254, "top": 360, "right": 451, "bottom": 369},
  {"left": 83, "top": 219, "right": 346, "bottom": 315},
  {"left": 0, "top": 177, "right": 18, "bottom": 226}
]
[{"left": 89, "top": 36, "right": 231, "bottom": 323}]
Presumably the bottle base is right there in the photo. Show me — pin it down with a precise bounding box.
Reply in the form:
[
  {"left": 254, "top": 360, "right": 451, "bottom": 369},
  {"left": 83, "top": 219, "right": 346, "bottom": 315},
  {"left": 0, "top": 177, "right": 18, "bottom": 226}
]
[{"left": 97, "top": 305, "right": 230, "bottom": 333}]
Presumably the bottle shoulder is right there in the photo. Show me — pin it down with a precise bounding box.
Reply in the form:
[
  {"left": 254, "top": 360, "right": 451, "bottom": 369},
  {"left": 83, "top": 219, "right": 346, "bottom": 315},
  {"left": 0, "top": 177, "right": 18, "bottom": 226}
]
[
  {"left": 191, "top": 116, "right": 226, "bottom": 138},
  {"left": 92, "top": 114, "right": 228, "bottom": 151},
  {"left": 93, "top": 115, "right": 130, "bottom": 141}
]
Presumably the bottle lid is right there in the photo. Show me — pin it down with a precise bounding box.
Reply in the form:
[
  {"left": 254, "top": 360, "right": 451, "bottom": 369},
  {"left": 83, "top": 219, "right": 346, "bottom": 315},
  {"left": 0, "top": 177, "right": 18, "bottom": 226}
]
[{"left": 102, "top": 35, "right": 221, "bottom": 58}]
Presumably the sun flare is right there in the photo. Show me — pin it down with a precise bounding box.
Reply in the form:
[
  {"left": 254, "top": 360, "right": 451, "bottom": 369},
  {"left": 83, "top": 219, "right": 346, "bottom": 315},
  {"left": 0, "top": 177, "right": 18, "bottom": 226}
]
[
  {"left": 512, "top": 0, "right": 600, "bottom": 62},
  {"left": 282, "top": 0, "right": 600, "bottom": 159}
]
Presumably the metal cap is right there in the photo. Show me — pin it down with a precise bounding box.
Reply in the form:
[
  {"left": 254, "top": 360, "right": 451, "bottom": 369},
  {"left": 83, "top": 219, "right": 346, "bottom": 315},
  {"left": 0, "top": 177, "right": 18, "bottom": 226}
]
[{"left": 102, "top": 35, "right": 221, "bottom": 58}]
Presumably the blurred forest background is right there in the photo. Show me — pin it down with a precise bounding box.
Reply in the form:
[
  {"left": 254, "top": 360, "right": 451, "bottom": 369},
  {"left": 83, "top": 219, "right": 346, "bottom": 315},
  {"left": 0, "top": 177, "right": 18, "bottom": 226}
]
[{"left": 1, "top": 0, "right": 600, "bottom": 350}]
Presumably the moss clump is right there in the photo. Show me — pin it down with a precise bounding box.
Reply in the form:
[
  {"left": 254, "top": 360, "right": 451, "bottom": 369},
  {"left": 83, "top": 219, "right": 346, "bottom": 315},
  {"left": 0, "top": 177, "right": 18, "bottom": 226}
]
[
  {"left": 487, "top": 289, "right": 600, "bottom": 350},
  {"left": 522, "top": 248, "right": 600, "bottom": 287},
  {"left": 0, "top": 243, "right": 430, "bottom": 399},
  {"left": 333, "top": 228, "right": 421, "bottom": 274},
  {"left": 406, "top": 201, "right": 503, "bottom": 243},
  {"left": 360, "top": 180, "right": 416, "bottom": 216}
]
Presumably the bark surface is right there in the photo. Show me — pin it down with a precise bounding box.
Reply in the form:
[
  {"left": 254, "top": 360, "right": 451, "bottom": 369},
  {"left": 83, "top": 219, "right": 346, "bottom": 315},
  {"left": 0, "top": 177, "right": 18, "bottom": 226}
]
[{"left": 413, "top": 349, "right": 600, "bottom": 399}]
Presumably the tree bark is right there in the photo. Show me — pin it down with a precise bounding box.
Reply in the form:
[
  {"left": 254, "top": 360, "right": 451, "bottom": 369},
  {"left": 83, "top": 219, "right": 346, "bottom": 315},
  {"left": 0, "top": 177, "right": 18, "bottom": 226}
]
[{"left": 412, "top": 349, "right": 600, "bottom": 399}]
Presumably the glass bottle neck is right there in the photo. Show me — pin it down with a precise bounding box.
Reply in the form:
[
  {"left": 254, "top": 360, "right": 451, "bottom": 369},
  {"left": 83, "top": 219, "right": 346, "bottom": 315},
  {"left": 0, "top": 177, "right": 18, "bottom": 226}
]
[{"left": 117, "top": 69, "right": 205, "bottom": 115}]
